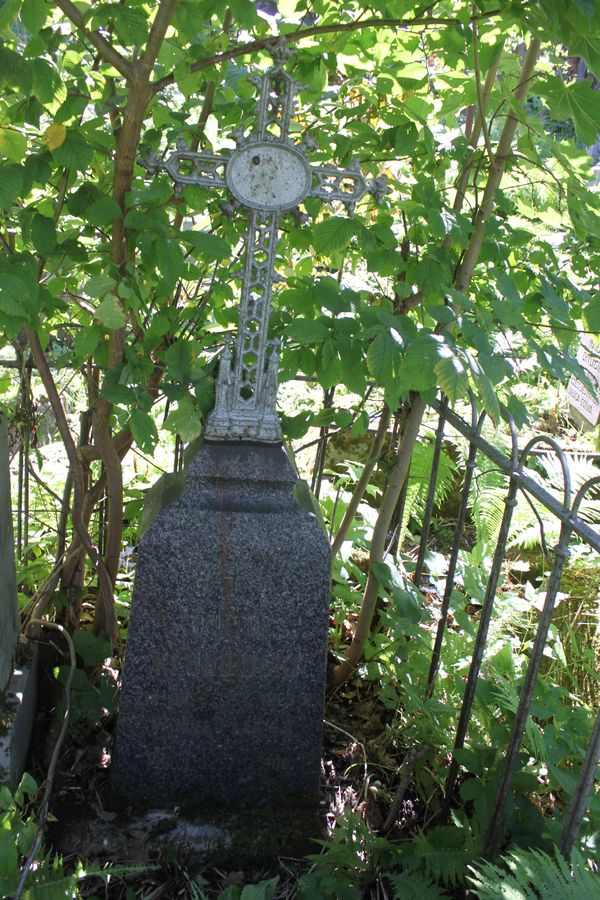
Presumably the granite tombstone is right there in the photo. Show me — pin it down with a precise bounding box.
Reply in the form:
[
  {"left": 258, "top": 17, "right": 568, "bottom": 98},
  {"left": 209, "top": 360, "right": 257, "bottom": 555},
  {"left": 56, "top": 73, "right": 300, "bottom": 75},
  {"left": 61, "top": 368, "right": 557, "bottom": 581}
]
[{"left": 111, "top": 44, "right": 384, "bottom": 833}]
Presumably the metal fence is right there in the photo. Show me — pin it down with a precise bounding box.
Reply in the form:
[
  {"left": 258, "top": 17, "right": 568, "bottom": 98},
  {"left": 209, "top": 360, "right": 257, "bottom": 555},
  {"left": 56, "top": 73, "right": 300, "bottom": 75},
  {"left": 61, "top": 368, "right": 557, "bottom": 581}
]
[{"left": 398, "top": 396, "right": 599, "bottom": 858}]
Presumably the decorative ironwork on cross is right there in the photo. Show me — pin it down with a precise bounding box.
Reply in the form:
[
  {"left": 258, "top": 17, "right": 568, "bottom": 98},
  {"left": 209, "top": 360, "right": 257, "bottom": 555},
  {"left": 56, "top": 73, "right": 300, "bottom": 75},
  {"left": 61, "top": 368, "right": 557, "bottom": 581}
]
[{"left": 143, "top": 40, "right": 387, "bottom": 442}]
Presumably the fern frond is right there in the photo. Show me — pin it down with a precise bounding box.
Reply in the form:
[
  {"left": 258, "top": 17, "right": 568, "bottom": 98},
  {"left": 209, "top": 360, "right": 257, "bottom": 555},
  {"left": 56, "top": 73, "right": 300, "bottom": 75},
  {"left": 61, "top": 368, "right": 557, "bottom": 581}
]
[
  {"left": 471, "top": 455, "right": 600, "bottom": 551},
  {"left": 387, "top": 868, "right": 450, "bottom": 899},
  {"left": 400, "top": 441, "right": 457, "bottom": 546},
  {"left": 467, "top": 845, "right": 600, "bottom": 899},
  {"left": 406, "top": 826, "right": 476, "bottom": 887}
]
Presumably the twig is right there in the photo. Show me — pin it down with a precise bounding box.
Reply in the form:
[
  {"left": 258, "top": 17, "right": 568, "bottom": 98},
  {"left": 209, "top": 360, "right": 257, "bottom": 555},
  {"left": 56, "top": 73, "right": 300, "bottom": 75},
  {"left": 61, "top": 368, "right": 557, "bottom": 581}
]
[
  {"left": 382, "top": 745, "right": 430, "bottom": 832},
  {"left": 152, "top": 10, "right": 503, "bottom": 93},
  {"left": 27, "top": 459, "right": 70, "bottom": 510},
  {"left": 14, "top": 621, "right": 76, "bottom": 900},
  {"left": 54, "top": 0, "right": 133, "bottom": 80},
  {"left": 472, "top": 17, "right": 495, "bottom": 166}
]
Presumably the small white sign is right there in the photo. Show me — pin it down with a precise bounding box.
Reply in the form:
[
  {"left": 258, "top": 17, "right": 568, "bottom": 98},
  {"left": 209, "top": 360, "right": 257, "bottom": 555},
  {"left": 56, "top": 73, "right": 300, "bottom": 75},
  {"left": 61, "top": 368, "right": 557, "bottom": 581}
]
[{"left": 567, "top": 335, "right": 600, "bottom": 426}]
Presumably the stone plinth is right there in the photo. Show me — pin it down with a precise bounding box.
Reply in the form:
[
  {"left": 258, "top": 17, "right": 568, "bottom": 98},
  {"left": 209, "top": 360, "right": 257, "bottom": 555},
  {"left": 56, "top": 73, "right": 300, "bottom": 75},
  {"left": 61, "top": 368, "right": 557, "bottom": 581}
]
[
  {"left": 111, "top": 441, "right": 331, "bottom": 814},
  {"left": 0, "top": 411, "right": 37, "bottom": 787}
]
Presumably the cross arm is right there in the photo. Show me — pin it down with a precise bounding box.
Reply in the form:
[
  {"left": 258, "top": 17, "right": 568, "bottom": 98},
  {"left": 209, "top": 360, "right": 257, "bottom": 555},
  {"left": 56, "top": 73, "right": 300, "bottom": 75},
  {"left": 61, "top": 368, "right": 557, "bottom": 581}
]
[
  {"left": 141, "top": 139, "right": 228, "bottom": 196},
  {"left": 308, "top": 159, "right": 387, "bottom": 213}
]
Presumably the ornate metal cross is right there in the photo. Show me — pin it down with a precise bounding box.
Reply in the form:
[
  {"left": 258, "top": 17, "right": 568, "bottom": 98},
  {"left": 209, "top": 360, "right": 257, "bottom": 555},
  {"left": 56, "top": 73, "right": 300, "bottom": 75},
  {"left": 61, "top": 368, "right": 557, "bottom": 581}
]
[{"left": 143, "top": 43, "right": 386, "bottom": 442}]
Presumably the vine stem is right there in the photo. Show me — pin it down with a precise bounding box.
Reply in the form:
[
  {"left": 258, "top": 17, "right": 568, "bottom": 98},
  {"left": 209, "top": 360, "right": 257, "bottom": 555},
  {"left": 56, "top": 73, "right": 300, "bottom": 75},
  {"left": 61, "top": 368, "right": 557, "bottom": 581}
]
[{"left": 331, "top": 404, "right": 391, "bottom": 558}]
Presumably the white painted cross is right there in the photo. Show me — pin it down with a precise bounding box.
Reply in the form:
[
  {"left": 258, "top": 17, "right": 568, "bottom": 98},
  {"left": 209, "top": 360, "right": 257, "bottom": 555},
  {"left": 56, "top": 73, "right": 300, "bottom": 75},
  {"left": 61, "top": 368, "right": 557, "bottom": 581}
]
[{"left": 144, "top": 42, "right": 386, "bottom": 441}]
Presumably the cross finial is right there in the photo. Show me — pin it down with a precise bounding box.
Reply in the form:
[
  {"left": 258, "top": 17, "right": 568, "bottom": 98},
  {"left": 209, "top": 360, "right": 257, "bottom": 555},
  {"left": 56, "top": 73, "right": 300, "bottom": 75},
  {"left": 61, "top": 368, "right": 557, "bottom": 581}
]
[{"left": 144, "top": 54, "right": 387, "bottom": 442}]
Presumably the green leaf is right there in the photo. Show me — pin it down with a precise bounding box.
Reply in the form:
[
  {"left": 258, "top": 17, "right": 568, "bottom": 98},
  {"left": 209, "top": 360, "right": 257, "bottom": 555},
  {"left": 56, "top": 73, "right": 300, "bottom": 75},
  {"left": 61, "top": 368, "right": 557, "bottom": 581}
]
[
  {"left": 567, "top": 34, "right": 600, "bottom": 80},
  {"left": 0, "top": 164, "right": 23, "bottom": 209},
  {"left": 17, "top": 772, "right": 37, "bottom": 800},
  {"left": 0, "top": 126, "right": 26, "bottom": 162},
  {"left": 0, "top": 0, "right": 21, "bottom": 34},
  {"left": 31, "top": 214, "right": 57, "bottom": 256},
  {"left": 287, "top": 317, "right": 329, "bottom": 344},
  {"left": 73, "top": 326, "right": 100, "bottom": 360},
  {"left": 540, "top": 77, "right": 600, "bottom": 145},
  {"left": 85, "top": 274, "right": 117, "bottom": 298},
  {"left": 164, "top": 340, "right": 194, "bottom": 381},
  {"left": 96, "top": 296, "right": 126, "bottom": 330},
  {"left": 130, "top": 408, "right": 158, "bottom": 454},
  {"left": 0, "top": 828, "right": 18, "bottom": 882},
  {"left": 312, "top": 216, "right": 355, "bottom": 254},
  {"left": 567, "top": 178, "right": 600, "bottom": 240},
  {"left": 52, "top": 129, "right": 93, "bottom": 171},
  {"left": 473, "top": 370, "right": 500, "bottom": 425},
  {"left": 114, "top": 5, "right": 148, "bottom": 45},
  {"left": 583, "top": 295, "right": 600, "bottom": 332},
  {"left": 21, "top": 0, "right": 48, "bottom": 33},
  {"left": 101, "top": 382, "right": 135, "bottom": 404},
  {"left": 240, "top": 877, "right": 279, "bottom": 900},
  {"left": 85, "top": 196, "right": 122, "bottom": 227},
  {"left": 182, "top": 230, "right": 229, "bottom": 260},
  {"left": 367, "top": 329, "right": 400, "bottom": 384},
  {"left": 73, "top": 631, "right": 111, "bottom": 667},
  {"left": 435, "top": 354, "right": 469, "bottom": 403},
  {"left": 401, "top": 334, "right": 442, "bottom": 392},
  {"left": 338, "top": 337, "right": 366, "bottom": 394},
  {"left": 165, "top": 396, "right": 203, "bottom": 442}
]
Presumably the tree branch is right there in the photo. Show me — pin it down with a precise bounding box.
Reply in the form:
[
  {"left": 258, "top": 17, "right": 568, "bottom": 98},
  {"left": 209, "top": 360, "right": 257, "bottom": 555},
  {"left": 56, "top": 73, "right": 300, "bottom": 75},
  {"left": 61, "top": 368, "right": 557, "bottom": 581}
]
[
  {"left": 472, "top": 17, "right": 495, "bottom": 165},
  {"left": 152, "top": 10, "right": 502, "bottom": 94},
  {"left": 54, "top": 0, "right": 134, "bottom": 80},
  {"left": 140, "top": 0, "right": 181, "bottom": 75}
]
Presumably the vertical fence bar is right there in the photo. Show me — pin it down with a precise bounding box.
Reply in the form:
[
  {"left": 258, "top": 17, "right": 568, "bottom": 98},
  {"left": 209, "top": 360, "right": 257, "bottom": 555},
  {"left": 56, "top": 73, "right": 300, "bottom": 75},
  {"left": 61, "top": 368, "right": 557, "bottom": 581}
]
[
  {"left": 414, "top": 398, "right": 447, "bottom": 588},
  {"left": 560, "top": 706, "right": 600, "bottom": 859},
  {"left": 484, "top": 520, "right": 571, "bottom": 854},
  {"left": 443, "top": 414, "right": 520, "bottom": 811},
  {"left": 426, "top": 407, "right": 484, "bottom": 698},
  {"left": 483, "top": 439, "right": 573, "bottom": 856}
]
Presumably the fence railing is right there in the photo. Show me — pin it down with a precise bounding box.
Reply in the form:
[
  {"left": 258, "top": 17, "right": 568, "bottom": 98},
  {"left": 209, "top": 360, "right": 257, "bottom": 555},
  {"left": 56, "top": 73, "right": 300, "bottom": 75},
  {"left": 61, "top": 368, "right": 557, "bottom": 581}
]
[{"left": 396, "top": 395, "right": 599, "bottom": 858}]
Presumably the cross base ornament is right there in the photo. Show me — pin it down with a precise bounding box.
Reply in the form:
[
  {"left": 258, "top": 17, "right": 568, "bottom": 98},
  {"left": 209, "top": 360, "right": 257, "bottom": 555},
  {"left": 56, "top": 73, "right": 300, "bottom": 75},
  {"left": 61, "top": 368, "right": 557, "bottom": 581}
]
[{"left": 143, "top": 40, "right": 386, "bottom": 443}]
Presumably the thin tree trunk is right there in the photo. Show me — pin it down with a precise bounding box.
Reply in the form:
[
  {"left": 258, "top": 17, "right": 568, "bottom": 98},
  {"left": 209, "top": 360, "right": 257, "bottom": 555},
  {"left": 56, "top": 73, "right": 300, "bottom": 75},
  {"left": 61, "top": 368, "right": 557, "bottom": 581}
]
[
  {"left": 332, "top": 38, "right": 541, "bottom": 686},
  {"left": 331, "top": 404, "right": 391, "bottom": 557}
]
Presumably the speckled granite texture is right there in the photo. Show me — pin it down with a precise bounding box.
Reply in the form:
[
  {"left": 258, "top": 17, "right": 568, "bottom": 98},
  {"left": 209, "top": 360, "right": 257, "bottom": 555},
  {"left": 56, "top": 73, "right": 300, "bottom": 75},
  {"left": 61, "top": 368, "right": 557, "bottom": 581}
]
[{"left": 111, "top": 441, "right": 331, "bottom": 811}]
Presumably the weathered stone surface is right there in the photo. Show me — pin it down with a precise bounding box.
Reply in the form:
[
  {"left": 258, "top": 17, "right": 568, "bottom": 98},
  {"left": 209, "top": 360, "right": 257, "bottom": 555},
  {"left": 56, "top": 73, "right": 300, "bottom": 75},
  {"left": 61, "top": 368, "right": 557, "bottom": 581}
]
[
  {"left": 0, "top": 649, "right": 38, "bottom": 787},
  {"left": 567, "top": 335, "right": 600, "bottom": 429},
  {"left": 111, "top": 440, "right": 331, "bottom": 812},
  {"left": 0, "top": 411, "right": 37, "bottom": 787},
  {"left": 0, "top": 411, "right": 18, "bottom": 694}
]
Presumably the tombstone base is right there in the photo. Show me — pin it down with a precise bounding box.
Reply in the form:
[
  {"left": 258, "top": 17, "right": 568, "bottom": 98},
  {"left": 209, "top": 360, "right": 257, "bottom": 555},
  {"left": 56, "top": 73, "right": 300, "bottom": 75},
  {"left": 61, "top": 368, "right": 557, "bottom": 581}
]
[
  {"left": 111, "top": 439, "right": 330, "bottom": 827},
  {"left": 50, "top": 800, "right": 323, "bottom": 868},
  {"left": 0, "top": 641, "right": 38, "bottom": 788},
  {"left": 568, "top": 404, "right": 597, "bottom": 433}
]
